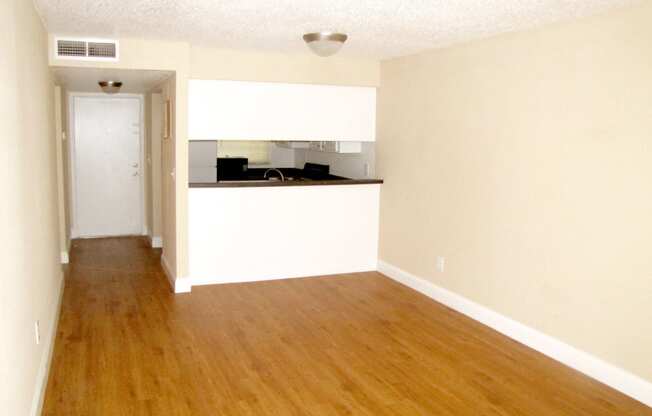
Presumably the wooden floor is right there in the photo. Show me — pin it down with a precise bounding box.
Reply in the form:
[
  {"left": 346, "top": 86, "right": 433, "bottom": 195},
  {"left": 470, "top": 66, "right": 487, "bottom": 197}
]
[{"left": 42, "top": 237, "right": 651, "bottom": 415}]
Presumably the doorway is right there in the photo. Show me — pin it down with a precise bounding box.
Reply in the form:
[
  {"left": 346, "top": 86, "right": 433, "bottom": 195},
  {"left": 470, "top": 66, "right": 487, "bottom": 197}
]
[{"left": 70, "top": 95, "right": 144, "bottom": 238}]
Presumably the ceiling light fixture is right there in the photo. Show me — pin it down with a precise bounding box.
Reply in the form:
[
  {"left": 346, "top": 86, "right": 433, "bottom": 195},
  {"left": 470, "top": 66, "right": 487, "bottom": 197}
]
[
  {"left": 303, "top": 32, "right": 348, "bottom": 57},
  {"left": 98, "top": 80, "right": 122, "bottom": 94}
]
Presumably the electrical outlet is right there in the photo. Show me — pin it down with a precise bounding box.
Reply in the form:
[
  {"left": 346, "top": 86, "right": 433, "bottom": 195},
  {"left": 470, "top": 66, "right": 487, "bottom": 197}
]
[
  {"left": 34, "top": 320, "right": 40, "bottom": 345},
  {"left": 436, "top": 256, "right": 445, "bottom": 273}
]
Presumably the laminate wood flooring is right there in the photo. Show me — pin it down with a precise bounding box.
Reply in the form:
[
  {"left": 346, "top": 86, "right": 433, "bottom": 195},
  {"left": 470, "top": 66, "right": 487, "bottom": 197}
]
[{"left": 42, "top": 237, "right": 651, "bottom": 415}]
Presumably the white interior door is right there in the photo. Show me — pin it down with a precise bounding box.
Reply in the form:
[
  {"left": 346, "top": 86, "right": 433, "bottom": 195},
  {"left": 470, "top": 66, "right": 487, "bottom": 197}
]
[{"left": 72, "top": 96, "right": 143, "bottom": 237}]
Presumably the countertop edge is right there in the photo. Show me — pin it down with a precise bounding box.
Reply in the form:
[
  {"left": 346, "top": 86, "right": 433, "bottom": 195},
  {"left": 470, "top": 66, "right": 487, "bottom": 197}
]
[{"left": 189, "top": 179, "right": 384, "bottom": 188}]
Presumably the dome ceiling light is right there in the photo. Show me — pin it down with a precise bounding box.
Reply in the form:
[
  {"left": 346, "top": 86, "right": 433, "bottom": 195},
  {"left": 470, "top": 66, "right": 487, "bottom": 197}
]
[
  {"left": 98, "top": 80, "right": 122, "bottom": 94},
  {"left": 302, "top": 32, "right": 348, "bottom": 57}
]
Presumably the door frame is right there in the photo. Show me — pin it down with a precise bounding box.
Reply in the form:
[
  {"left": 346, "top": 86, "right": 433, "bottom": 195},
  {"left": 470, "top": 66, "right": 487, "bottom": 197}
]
[{"left": 68, "top": 92, "right": 146, "bottom": 238}]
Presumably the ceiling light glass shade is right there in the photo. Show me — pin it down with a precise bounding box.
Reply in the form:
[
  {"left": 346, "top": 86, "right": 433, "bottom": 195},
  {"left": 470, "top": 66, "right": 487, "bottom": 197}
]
[
  {"left": 98, "top": 81, "right": 122, "bottom": 94},
  {"left": 303, "top": 32, "right": 348, "bottom": 57}
]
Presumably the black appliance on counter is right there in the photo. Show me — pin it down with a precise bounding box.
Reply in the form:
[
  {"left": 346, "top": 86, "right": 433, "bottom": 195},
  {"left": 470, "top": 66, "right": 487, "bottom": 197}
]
[
  {"left": 216, "top": 157, "right": 248, "bottom": 180},
  {"left": 302, "top": 163, "right": 331, "bottom": 180}
]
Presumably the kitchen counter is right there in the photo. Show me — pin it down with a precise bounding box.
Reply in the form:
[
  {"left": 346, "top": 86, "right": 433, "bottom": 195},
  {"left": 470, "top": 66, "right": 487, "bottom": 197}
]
[
  {"left": 189, "top": 167, "right": 383, "bottom": 188},
  {"left": 190, "top": 178, "right": 383, "bottom": 188}
]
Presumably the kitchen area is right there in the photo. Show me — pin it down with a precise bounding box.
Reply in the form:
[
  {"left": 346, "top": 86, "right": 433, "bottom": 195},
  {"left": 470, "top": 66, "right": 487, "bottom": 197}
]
[{"left": 187, "top": 79, "right": 383, "bottom": 286}]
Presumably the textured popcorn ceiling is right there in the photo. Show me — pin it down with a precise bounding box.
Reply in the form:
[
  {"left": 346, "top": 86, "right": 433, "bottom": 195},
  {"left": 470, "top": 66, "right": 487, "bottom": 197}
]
[{"left": 34, "top": 0, "right": 639, "bottom": 59}]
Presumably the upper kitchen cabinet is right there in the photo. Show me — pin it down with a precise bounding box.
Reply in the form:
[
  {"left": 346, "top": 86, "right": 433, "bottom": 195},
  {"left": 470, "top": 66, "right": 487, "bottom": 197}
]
[{"left": 188, "top": 80, "right": 376, "bottom": 141}]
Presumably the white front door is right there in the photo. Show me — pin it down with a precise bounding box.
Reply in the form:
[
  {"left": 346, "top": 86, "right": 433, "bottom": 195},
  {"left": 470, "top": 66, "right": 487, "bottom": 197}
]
[{"left": 72, "top": 96, "right": 143, "bottom": 237}]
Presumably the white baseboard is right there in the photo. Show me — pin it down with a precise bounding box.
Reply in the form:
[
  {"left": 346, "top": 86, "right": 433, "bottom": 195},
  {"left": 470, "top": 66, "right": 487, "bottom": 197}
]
[
  {"left": 377, "top": 260, "right": 652, "bottom": 408},
  {"left": 30, "top": 273, "right": 65, "bottom": 416},
  {"left": 160, "top": 255, "right": 191, "bottom": 294},
  {"left": 150, "top": 236, "right": 163, "bottom": 248},
  {"left": 174, "top": 278, "right": 192, "bottom": 293},
  {"left": 160, "top": 254, "right": 175, "bottom": 291},
  {"left": 60, "top": 251, "right": 69, "bottom": 264}
]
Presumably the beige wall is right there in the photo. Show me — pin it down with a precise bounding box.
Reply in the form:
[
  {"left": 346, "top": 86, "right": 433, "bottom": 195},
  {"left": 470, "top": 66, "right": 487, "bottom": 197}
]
[
  {"left": 377, "top": 2, "right": 652, "bottom": 382},
  {"left": 54, "top": 86, "right": 69, "bottom": 257},
  {"left": 191, "top": 46, "right": 380, "bottom": 86},
  {"left": 145, "top": 93, "right": 164, "bottom": 241},
  {"left": 161, "top": 78, "right": 178, "bottom": 275},
  {"left": 151, "top": 94, "right": 164, "bottom": 240},
  {"left": 60, "top": 90, "right": 72, "bottom": 252},
  {"left": 54, "top": 85, "right": 72, "bottom": 256},
  {"left": 144, "top": 93, "right": 152, "bottom": 237},
  {"left": 1, "top": 0, "right": 64, "bottom": 414}
]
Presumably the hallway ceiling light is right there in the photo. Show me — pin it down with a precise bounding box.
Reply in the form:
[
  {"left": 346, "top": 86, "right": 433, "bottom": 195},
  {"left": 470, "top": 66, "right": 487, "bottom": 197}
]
[
  {"left": 302, "top": 32, "right": 347, "bottom": 57},
  {"left": 98, "top": 80, "right": 122, "bottom": 94}
]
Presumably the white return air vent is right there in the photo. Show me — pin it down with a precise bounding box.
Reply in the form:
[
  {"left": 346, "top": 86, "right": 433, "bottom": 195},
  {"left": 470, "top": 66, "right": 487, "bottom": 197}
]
[{"left": 55, "top": 37, "right": 119, "bottom": 61}]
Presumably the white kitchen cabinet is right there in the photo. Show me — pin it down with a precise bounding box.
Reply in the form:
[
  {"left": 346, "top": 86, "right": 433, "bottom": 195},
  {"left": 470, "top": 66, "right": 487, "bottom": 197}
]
[
  {"left": 275, "top": 141, "right": 310, "bottom": 149},
  {"left": 309, "top": 141, "right": 324, "bottom": 151},
  {"left": 307, "top": 141, "right": 362, "bottom": 153},
  {"left": 188, "top": 80, "right": 376, "bottom": 142},
  {"left": 321, "top": 141, "right": 362, "bottom": 153}
]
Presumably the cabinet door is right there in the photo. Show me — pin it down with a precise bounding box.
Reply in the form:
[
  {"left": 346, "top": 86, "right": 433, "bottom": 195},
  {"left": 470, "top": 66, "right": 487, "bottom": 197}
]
[
  {"left": 309, "top": 141, "right": 324, "bottom": 151},
  {"left": 321, "top": 141, "right": 337, "bottom": 152},
  {"left": 188, "top": 80, "right": 376, "bottom": 141}
]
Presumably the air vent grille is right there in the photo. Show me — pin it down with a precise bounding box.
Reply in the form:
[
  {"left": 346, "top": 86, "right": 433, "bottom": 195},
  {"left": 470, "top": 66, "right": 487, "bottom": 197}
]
[
  {"left": 55, "top": 38, "right": 118, "bottom": 61},
  {"left": 88, "top": 42, "right": 116, "bottom": 58},
  {"left": 57, "top": 40, "right": 86, "bottom": 57}
]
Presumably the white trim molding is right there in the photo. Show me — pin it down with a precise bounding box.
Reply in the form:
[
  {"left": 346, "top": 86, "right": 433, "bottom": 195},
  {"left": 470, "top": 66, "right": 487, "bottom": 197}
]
[
  {"left": 150, "top": 236, "right": 163, "bottom": 248},
  {"left": 174, "top": 278, "right": 192, "bottom": 294},
  {"left": 30, "top": 274, "right": 65, "bottom": 416},
  {"left": 377, "top": 260, "right": 652, "bottom": 408},
  {"left": 160, "top": 255, "right": 191, "bottom": 294}
]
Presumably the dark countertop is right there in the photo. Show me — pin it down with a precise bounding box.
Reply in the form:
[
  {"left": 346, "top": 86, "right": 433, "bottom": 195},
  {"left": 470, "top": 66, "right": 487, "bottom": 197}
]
[
  {"left": 190, "top": 178, "right": 383, "bottom": 188},
  {"left": 189, "top": 167, "right": 383, "bottom": 188}
]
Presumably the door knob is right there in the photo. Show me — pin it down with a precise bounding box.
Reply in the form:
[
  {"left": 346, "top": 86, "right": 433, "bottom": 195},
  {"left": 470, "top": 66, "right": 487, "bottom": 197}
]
[
  {"left": 132, "top": 172, "right": 139, "bottom": 177},
  {"left": 132, "top": 163, "right": 139, "bottom": 168}
]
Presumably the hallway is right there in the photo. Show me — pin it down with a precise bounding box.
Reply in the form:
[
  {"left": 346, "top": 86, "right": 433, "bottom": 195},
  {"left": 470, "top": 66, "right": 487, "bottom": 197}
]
[{"left": 42, "top": 238, "right": 651, "bottom": 415}]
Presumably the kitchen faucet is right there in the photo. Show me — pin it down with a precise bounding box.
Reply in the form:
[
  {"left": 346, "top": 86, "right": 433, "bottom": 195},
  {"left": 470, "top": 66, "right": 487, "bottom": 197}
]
[{"left": 263, "top": 168, "right": 285, "bottom": 181}]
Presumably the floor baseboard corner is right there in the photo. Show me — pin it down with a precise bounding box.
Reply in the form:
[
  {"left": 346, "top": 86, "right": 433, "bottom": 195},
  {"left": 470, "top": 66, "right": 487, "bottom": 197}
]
[
  {"left": 161, "top": 255, "right": 191, "bottom": 294},
  {"left": 377, "top": 260, "right": 652, "bottom": 408},
  {"left": 174, "top": 278, "right": 192, "bottom": 294}
]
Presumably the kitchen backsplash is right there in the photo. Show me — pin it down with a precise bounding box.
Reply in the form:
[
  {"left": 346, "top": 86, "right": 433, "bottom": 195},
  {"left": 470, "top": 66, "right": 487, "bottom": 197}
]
[
  {"left": 189, "top": 140, "right": 375, "bottom": 180},
  {"left": 294, "top": 142, "right": 375, "bottom": 179}
]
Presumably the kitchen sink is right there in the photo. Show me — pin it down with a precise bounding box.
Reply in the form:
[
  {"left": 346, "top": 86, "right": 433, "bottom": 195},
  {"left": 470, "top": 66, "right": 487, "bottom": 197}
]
[
  {"left": 219, "top": 179, "right": 270, "bottom": 183},
  {"left": 219, "top": 176, "right": 305, "bottom": 183}
]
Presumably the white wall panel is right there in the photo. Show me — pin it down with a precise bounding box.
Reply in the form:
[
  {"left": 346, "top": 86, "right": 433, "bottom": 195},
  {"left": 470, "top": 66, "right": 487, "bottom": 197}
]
[
  {"left": 188, "top": 80, "right": 376, "bottom": 141},
  {"left": 188, "top": 184, "right": 380, "bottom": 284}
]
